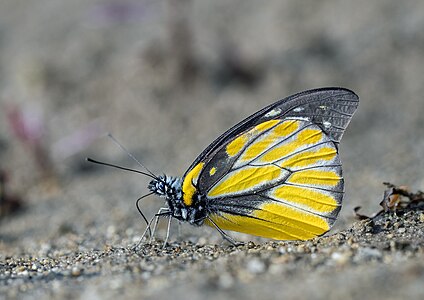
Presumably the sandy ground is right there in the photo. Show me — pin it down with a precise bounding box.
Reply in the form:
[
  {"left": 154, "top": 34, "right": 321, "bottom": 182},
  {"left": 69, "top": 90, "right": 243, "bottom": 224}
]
[{"left": 1, "top": 1, "right": 424, "bottom": 299}]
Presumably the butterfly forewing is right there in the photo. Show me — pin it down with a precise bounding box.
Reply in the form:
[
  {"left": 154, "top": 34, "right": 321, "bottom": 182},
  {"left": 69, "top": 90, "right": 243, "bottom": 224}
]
[
  {"left": 181, "top": 88, "right": 358, "bottom": 240},
  {"left": 185, "top": 88, "right": 358, "bottom": 176}
]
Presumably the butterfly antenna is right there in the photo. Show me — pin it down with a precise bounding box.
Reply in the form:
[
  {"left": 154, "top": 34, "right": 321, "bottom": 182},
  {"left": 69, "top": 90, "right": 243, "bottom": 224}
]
[
  {"left": 107, "top": 133, "right": 157, "bottom": 179},
  {"left": 86, "top": 158, "right": 157, "bottom": 180}
]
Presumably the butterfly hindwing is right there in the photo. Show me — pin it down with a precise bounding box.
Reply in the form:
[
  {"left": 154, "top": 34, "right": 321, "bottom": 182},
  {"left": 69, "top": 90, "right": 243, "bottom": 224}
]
[{"left": 182, "top": 88, "right": 359, "bottom": 240}]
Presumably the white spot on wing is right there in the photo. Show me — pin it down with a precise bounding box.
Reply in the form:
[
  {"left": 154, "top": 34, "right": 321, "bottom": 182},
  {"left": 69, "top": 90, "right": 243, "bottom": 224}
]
[
  {"left": 323, "top": 121, "right": 332, "bottom": 129},
  {"left": 265, "top": 108, "right": 281, "bottom": 117},
  {"left": 293, "top": 107, "right": 304, "bottom": 112}
]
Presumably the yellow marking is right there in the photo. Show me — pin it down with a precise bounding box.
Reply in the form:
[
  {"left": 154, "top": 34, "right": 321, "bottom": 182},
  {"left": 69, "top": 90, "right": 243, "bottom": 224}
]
[
  {"left": 258, "top": 127, "right": 323, "bottom": 164},
  {"left": 253, "top": 119, "right": 280, "bottom": 132},
  {"left": 204, "top": 215, "right": 300, "bottom": 240},
  {"left": 182, "top": 162, "right": 204, "bottom": 206},
  {"left": 240, "top": 139, "right": 275, "bottom": 162},
  {"left": 272, "top": 119, "right": 299, "bottom": 136},
  {"left": 297, "top": 128, "right": 322, "bottom": 144},
  {"left": 225, "top": 119, "right": 280, "bottom": 157},
  {"left": 255, "top": 202, "right": 330, "bottom": 237},
  {"left": 240, "top": 120, "right": 299, "bottom": 162},
  {"left": 281, "top": 147, "right": 336, "bottom": 168},
  {"left": 205, "top": 202, "right": 330, "bottom": 240},
  {"left": 271, "top": 185, "right": 338, "bottom": 213},
  {"left": 209, "top": 167, "right": 217, "bottom": 176},
  {"left": 288, "top": 169, "right": 340, "bottom": 187},
  {"left": 208, "top": 165, "right": 283, "bottom": 198},
  {"left": 226, "top": 135, "right": 247, "bottom": 156},
  {"left": 260, "top": 140, "right": 298, "bottom": 163}
]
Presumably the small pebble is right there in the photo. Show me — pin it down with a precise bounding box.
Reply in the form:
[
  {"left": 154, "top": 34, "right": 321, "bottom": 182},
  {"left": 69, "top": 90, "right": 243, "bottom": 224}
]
[
  {"left": 218, "top": 272, "right": 234, "bottom": 289},
  {"left": 331, "top": 251, "right": 351, "bottom": 266},
  {"left": 278, "top": 247, "right": 286, "bottom": 254},
  {"left": 18, "top": 270, "right": 29, "bottom": 277},
  {"left": 354, "top": 247, "right": 382, "bottom": 262},
  {"left": 71, "top": 267, "right": 81, "bottom": 277},
  {"left": 247, "top": 241, "right": 256, "bottom": 249},
  {"left": 246, "top": 258, "right": 266, "bottom": 274}
]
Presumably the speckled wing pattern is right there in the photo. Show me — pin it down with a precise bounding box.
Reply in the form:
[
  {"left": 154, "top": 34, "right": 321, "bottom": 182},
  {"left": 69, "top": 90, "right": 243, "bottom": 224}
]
[{"left": 182, "top": 88, "right": 359, "bottom": 240}]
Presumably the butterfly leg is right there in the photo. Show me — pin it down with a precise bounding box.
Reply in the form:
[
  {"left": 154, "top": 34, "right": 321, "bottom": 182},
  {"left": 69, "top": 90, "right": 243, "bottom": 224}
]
[
  {"left": 207, "top": 217, "right": 244, "bottom": 246},
  {"left": 162, "top": 216, "right": 172, "bottom": 249},
  {"left": 150, "top": 207, "right": 171, "bottom": 242},
  {"left": 133, "top": 207, "right": 169, "bottom": 251},
  {"left": 133, "top": 214, "right": 157, "bottom": 250}
]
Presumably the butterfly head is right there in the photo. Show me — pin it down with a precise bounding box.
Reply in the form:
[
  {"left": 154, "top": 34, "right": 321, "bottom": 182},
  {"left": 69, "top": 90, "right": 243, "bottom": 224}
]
[{"left": 148, "top": 175, "right": 182, "bottom": 199}]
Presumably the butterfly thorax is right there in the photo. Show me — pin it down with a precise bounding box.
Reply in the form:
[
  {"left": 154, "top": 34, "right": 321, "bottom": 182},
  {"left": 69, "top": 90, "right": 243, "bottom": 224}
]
[{"left": 148, "top": 175, "right": 208, "bottom": 226}]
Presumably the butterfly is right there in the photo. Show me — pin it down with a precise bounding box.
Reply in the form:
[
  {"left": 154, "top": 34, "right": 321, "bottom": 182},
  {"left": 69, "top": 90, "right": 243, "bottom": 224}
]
[{"left": 89, "top": 87, "right": 359, "bottom": 245}]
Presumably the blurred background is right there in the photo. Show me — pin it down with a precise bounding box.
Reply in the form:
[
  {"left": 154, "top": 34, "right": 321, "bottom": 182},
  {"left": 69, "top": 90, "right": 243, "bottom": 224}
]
[{"left": 1, "top": 0, "right": 423, "bottom": 245}]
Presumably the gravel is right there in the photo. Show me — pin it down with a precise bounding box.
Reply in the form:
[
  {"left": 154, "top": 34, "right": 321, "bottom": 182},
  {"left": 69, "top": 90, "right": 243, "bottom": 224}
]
[{"left": 1, "top": 208, "right": 423, "bottom": 299}]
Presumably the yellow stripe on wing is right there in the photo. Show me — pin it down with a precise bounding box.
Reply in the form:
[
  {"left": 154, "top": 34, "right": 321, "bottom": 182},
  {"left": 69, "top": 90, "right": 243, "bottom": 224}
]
[
  {"left": 287, "top": 169, "right": 341, "bottom": 188},
  {"left": 226, "top": 134, "right": 247, "bottom": 157},
  {"left": 280, "top": 146, "right": 337, "bottom": 169},
  {"left": 269, "top": 185, "right": 339, "bottom": 213},
  {"left": 235, "top": 120, "right": 326, "bottom": 167},
  {"left": 254, "top": 202, "right": 330, "bottom": 237},
  {"left": 205, "top": 201, "right": 330, "bottom": 240},
  {"left": 238, "top": 120, "right": 299, "bottom": 163},
  {"left": 254, "top": 119, "right": 281, "bottom": 132},
  {"left": 205, "top": 214, "right": 300, "bottom": 240},
  {"left": 225, "top": 119, "right": 280, "bottom": 157},
  {"left": 207, "top": 164, "right": 289, "bottom": 198}
]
